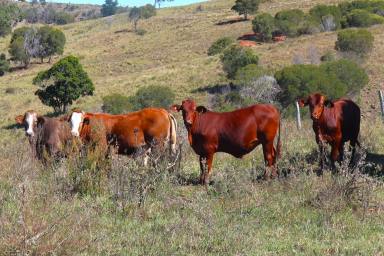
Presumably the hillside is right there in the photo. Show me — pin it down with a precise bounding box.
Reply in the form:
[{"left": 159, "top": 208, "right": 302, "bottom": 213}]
[
  {"left": 1, "top": 0, "right": 384, "bottom": 126},
  {"left": 0, "top": 1, "right": 384, "bottom": 254}
]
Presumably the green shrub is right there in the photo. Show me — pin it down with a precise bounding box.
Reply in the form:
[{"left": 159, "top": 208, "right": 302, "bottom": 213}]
[
  {"left": 309, "top": 4, "right": 342, "bottom": 31},
  {"left": 0, "top": 53, "right": 9, "bottom": 76},
  {"left": 207, "top": 37, "right": 234, "bottom": 56},
  {"left": 234, "top": 64, "right": 266, "bottom": 85},
  {"left": 299, "top": 15, "right": 321, "bottom": 34},
  {"left": 320, "top": 59, "right": 368, "bottom": 93},
  {"left": 339, "top": 0, "right": 384, "bottom": 15},
  {"left": 320, "top": 50, "right": 336, "bottom": 62},
  {"left": 335, "top": 29, "right": 374, "bottom": 56},
  {"left": 346, "top": 9, "right": 384, "bottom": 27},
  {"left": 102, "top": 94, "right": 132, "bottom": 114},
  {"left": 54, "top": 11, "right": 75, "bottom": 25},
  {"left": 274, "top": 9, "right": 306, "bottom": 37},
  {"left": 252, "top": 13, "right": 275, "bottom": 41},
  {"left": 130, "top": 85, "right": 175, "bottom": 110},
  {"left": 136, "top": 28, "right": 147, "bottom": 36},
  {"left": 221, "top": 45, "right": 259, "bottom": 79}
]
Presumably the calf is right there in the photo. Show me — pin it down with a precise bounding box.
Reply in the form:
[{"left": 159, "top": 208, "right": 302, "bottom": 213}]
[
  {"left": 298, "top": 93, "right": 360, "bottom": 172},
  {"left": 68, "top": 108, "right": 177, "bottom": 161},
  {"left": 16, "top": 111, "right": 73, "bottom": 160},
  {"left": 172, "top": 99, "right": 281, "bottom": 185}
]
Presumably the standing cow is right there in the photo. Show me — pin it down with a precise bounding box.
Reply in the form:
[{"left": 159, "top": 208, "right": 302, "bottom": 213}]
[
  {"left": 15, "top": 111, "right": 73, "bottom": 160},
  {"left": 172, "top": 99, "right": 281, "bottom": 185},
  {"left": 68, "top": 108, "right": 177, "bottom": 161},
  {"left": 298, "top": 93, "right": 360, "bottom": 172}
]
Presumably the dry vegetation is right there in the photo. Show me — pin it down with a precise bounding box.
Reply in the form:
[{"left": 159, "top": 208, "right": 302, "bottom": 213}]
[{"left": 1, "top": 0, "right": 384, "bottom": 254}]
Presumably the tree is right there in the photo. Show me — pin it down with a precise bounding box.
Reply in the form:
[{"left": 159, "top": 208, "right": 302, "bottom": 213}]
[
  {"left": 154, "top": 0, "right": 173, "bottom": 8},
  {"left": 252, "top": 13, "right": 275, "bottom": 41},
  {"left": 221, "top": 45, "right": 259, "bottom": 79},
  {"left": 335, "top": 29, "right": 374, "bottom": 57},
  {"left": 129, "top": 5, "right": 156, "bottom": 32},
  {"left": 0, "top": 3, "right": 21, "bottom": 37},
  {"left": 207, "top": 37, "right": 234, "bottom": 56},
  {"left": 274, "top": 9, "right": 306, "bottom": 37},
  {"left": 38, "top": 26, "right": 66, "bottom": 63},
  {"left": 102, "top": 94, "right": 132, "bottom": 114},
  {"left": 101, "top": 0, "right": 118, "bottom": 17},
  {"left": 130, "top": 85, "right": 175, "bottom": 110},
  {"left": 9, "top": 35, "right": 30, "bottom": 67},
  {"left": 0, "top": 53, "right": 10, "bottom": 76},
  {"left": 33, "top": 56, "right": 94, "bottom": 113},
  {"left": 309, "top": 4, "right": 342, "bottom": 31},
  {"left": 231, "top": 0, "right": 260, "bottom": 20}
]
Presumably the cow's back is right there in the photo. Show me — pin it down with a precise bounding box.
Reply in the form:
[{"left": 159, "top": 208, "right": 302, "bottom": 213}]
[{"left": 333, "top": 99, "right": 360, "bottom": 142}]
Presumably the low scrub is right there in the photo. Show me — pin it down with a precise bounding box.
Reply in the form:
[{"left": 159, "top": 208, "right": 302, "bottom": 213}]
[
  {"left": 335, "top": 29, "right": 374, "bottom": 57},
  {"left": 207, "top": 37, "right": 234, "bottom": 56}
]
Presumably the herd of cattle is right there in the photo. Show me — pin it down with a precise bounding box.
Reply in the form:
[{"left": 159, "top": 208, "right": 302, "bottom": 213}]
[{"left": 14, "top": 93, "right": 361, "bottom": 185}]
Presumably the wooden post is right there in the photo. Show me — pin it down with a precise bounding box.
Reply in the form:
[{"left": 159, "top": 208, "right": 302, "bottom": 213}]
[
  {"left": 379, "top": 90, "right": 384, "bottom": 121},
  {"left": 295, "top": 101, "right": 302, "bottom": 129}
]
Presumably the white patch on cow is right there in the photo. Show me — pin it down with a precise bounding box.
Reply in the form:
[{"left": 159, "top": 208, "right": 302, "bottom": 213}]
[
  {"left": 25, "top": 112, "right": 37, "bottom": 136},
  {"left": 70, "top": 112, "right": 83, "bottom": 137}
]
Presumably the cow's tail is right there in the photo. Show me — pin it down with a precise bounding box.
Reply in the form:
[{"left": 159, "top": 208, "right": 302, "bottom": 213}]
[
  {"left": 168, "top": 113, "right": 177, "bottom": 155},
  {"left": 275, "top": 118, "right": 282, "bottom": 164}
]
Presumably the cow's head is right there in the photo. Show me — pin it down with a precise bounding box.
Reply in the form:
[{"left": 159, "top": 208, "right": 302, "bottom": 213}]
[
  {"left": 171, "top": 99, "right": 207, "bottom": 126},
  {"left": 68, "top": 109, "right": 89, "bottom": 137},
  {"left": 15, "top": 110, "right": 38, "bottom": 137},
  {"left": 298, "top": 93, "right": 327, "bottom": 120}
]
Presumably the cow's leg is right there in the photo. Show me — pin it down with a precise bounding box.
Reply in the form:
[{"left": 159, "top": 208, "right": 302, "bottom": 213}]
[
  {"left": 199, "top": 154, "right": 214, "bottom": 185},
  {"left": 330, "top": 139, "right": 341, "bottom": 172},
  {"left": 262, "top": 142, "right": 277, "bottom": 179}
]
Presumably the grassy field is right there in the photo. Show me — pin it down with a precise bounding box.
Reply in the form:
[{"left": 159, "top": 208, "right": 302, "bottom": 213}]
[{"left": 1, "top": 0, "right": 384, "bottom": 254}]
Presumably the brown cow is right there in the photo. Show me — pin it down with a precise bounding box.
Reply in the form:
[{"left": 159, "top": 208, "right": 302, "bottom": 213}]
[
  {"left": 172, "top": 99, "right": 281, "bottom": 185},
  {"left": 298, "top": 93, "right": 360, "bottom": 172},
  {"left": 15, "top": 111, "right": 73, "bottom": 160},
  {"left": 68, "top": 108, "right": 177, "bottom": 161}
]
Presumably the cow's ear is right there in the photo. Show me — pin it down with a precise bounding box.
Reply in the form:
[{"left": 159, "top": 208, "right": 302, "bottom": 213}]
[
  {"left": 15, "top": 115, "right": 24, "bottom": 124},
  {"left": 324, "top": 99, "right": 334, "bottom": 107},
  {"left": 297, "top": 98, "right": 308, "bottom": 107},
  {"left": 170, "top": 104, "right": 182, "bottom": 112},
  {"left": 196, "top": 106, "right": 208, "bottom": 114},
  {"left": 37, "top": 116, "right": 45, "bottom": 126},
  {"left": 83, "top": 117, "right": 90, "bottom": 125},
  {"left": 58, "top": 114, "right": 70, "bottom": 122}
]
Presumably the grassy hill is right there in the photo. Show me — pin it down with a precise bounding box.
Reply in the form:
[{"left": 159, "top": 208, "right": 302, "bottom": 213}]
[{"left": 0, "top": 0, "right": 384, "bottom": 254}]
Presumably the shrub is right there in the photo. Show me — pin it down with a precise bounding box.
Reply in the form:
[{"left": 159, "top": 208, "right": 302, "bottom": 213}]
[
  {"left": 221, "top": 45, "right": 259, "bottom": 79},
  {"left": 37, "top": 26, "right": 66, "bottom": 62},
  {"left": 136, "top": 28, "right": 147, "bottom": 36},
  {"left": 309, "top": 4, "right": 342, "bottom": 31},
  {"left": 129, "top": 4, "right": 156, "bottom": 32},
  {"left": 231, "top": 0, "right": 260, "bottom": 20},
  {"left": 102, "top": 94, "right": 132, "bottom": 114},
  {"left": 0, "top": 3, "right": 21, "bottom": 37},
  {"left": 320, "top": 50, "right": 336, "bottom": 62},
  {"left": 9, "top": 35, "right": 30, "bottom": 67},
  {"left": 320, "top": 59, "right": 368, "bottom": 93},
  {"left": 234, "top": 64, "right": 266, "bottom": 85},
  {"left": 252, "top": 13, "right": 275, "bottom": 41},
  {"left": 33, "top": 55, "right": 94, "bottom": 113},
  {"left": 207, "top": 37, "right": 234, "bottom": 56},
  {"left": 0, "top": 53, "right": 10, "bottom": 76},
  {"left": 240, "top": 75, "right": 281, "bottom": 104},
  {"left": 274, "top": 9, "right": 306, "bottom": 37},
  {"left": 335, "top": 29, "right": 374, "bottom": 57},
  {"left": 101, "top": 0, "right": 118, "bottom": 17},
  {"left": 54, "top": 11, "right": 75, "bottom": 25},
  {"left": 299, "top": 15, "right": 321, "bottom": 35},
  {"left": 130, "top": 85, "right": 175, "bottom": 110},
  {"left": 346, "top": 9, "right": 384, "bottom": 27},
  {"left": 339, "top": 0, "right": 384, "bottom": 15}
]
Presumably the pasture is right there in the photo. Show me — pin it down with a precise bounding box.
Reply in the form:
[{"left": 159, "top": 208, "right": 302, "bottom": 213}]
[{"left": 1, "top": 0, "right": 384, "bottom": 254}]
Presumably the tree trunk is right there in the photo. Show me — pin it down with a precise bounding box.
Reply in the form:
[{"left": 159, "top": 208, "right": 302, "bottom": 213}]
[
  {"left": 48, "top": 56, "right": 51, "bottom": 63},
  {"left": 244, "top": 12, "right": 248, "bottom": 20},
  {"left": 134, "top": 20, "right": 138, "bottom": 32},
  {"left": 41, "top": 57, "right": 43, "bottom": 63}
]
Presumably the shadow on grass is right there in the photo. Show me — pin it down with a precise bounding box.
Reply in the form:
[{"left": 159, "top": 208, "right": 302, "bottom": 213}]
[
  {"left": 115, "top": 29, "right": 133, "bottom": 34},
  {"left": 191, "top": 83, "right": 239, "bottom": 95},
  {"left": 215, "top": 18, "right": 248, "bottom": 26}
]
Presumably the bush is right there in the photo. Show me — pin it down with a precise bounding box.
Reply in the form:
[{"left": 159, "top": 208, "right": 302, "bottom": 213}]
[
  {"left": 309, "top": 4, "right": 342, "bottom": 31},
  {"left": 102, "top": 94, "right": 132, "bottom": 114},
  {"left": 9, "top": 35, "right": 29, "bottom": 67},
  {"left": 252, "top": 13, "right": 275, "bottom": 41},
  {"left": 207, "top": 37, "right": 234, "bottom": 56},
  {"left": 346, "top": 9, "right": 384, "bottom": 27},
  {"left": 130, "top": 85, "right": 175, "bottom": 110},
  {"left": 221, "top": 45, "right": 259, "bottom": 79},
  {"left": 339, "top": 0, "right": 384, "bottom": 15},
  {"left": 136, "top": 28, "right": 147, "bottom": 36},
  {"left": 320, "top": 59, "right": 368, "bottom": 93},
  {"left": 37, "top": 26, "right": 66, "bottom": 62},
  {"left": 231, "top": 0, "right": 260, "bottom": 20},
  {"left": 33, "top": 55, "right": 94, "bottom": 113},
  {"left": 335, "top": 29, "right": 374, "bottom": 57},
  {"left": 240, "top": 75, "right": 281, "bottom": 104},
  {"left": 54, "top": 11, "right": 75, "bottom": 25},
  {"left": 320, "top": 50, "right": 336, "bottom": 62},
  {"left": 274, "top": 9, "right": 306, "bottom": 37},
  {"left": 275, "top": 59, "right": 368, "bottom": 110},
  {"left": 234, "top": 64, "right": 266, "bottom": 86},
  {"left": 0, "top": 3, "right": 21, "bottom": 37},
  {"left": 0, "top": 53, "right": 10, "bottom": 76}
]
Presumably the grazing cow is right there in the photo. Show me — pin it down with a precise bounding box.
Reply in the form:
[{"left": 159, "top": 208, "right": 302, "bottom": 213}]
[
  {"left": 15, "top": 111, "right": 73, "bottom": 160},
  {"left": 68, "top": 108, "right": 177, "bottom": 160},
  {"left": 171, "top": 99, "right": 281, "bottom": 185},
  {"left": 298, "top": 93, "right": 360, "bottom": 172}
]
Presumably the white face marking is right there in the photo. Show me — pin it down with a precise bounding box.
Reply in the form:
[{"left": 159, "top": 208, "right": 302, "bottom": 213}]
[
  {"left": 70, "top": 112, "right": 83, "bottom": 137},
  {"left": 25, "top": 112, "right": 37, "bottom": 136}
]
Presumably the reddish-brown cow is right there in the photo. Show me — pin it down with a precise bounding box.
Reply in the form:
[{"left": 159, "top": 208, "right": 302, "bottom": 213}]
[
  {"left": 68, "top": 108, "right": 177, "bottom": 160},
  {"left": 172, "top": 99, "right": 281, "bottom": 185},
  {"left": 298, "top": 93, "right": 360, "bottom": 172}
]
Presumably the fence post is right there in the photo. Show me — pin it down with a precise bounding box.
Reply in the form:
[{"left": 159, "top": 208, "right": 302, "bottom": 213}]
[
  {"left": 295, "top": 101, "right": 302, "bottom": 130},
  {"left": 379, "top": 90, "right": 384, "bottom": 121}
]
